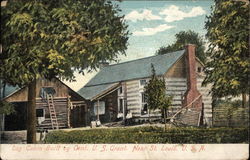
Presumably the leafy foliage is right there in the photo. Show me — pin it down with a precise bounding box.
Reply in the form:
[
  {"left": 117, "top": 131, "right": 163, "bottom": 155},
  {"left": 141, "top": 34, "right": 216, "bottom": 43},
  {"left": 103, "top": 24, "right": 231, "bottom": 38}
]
[
  {"left": 156, "top": 30, "right": 206, "bottom": 63},
  {"left": 203, "top": 0, "right": 250, "bottom": 98},
  {"left": 144, "top": 64, "right": 172, "bottom": 111},
  {"left": 144, "top": 64, "right": 172, "bottom": 130},
  {"left": 1, "top": 0, "right": 129, "bottom": 86},
  {"left": 0, "top": 0, "right": 129, "bottom": 143},
  {"left": 213, "top": 99, "right": 243, "bottom": 108},
  {"left": 44, "top": 126, "right": 249, "bottom": 143},
  {"left": 0, "top": 101, "right": 15, "bottom": 115}
]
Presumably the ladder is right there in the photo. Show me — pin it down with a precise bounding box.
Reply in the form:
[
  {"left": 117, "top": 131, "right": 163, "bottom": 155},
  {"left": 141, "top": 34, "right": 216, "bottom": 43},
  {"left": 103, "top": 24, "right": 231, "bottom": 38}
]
[{"left": 47, "top": 94, "right": 59, "bottom": 130}]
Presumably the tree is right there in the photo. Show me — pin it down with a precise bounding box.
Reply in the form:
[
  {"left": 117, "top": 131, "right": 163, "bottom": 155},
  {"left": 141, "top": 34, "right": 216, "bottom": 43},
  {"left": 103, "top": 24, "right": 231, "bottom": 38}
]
[
  {"left": 1, "top": 0, "right": 129, "bottom": 143},
  {"left": 203, "top": 0, "right": 249, "bottom": 107},
  {"left": 0, "top": 101, "right": 15, "bottom": 133},
  {"left": 0, "top": 101, "right": 15, "bottom": 115},
  {"left": 144, "top": 64, "right": 172, "bottom": 131},
  {"left": 0, "top": 80, "right": 16, "bottom": 132},
  {"left": 156, "top": 30, "right": 207, "bottom": 63}
]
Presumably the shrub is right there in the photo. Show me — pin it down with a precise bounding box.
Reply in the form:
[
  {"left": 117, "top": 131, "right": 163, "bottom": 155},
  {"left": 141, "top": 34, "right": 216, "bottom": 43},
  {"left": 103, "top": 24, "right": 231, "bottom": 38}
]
[
  {"left": 44, "top": 126, "right": 249, "bottom": 144},
  {"left": 0, "top": 101, "right": 15, "bottom": 115}
]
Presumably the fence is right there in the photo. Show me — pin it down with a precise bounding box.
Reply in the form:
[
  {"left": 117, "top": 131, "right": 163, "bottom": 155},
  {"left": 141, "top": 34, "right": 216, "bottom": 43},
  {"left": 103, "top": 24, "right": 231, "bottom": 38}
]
[{"left": 213, "top": 105, "right": 249, "bottom": 127}]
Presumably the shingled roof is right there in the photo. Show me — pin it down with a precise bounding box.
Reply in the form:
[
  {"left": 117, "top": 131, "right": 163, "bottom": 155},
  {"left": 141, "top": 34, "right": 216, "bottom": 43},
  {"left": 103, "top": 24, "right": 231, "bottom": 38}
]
[
  {"left": 78, "top": 50, "right": 186, "bottom": 100},
  {"left": 0, "top": 83, "right": 19, "bottom": 99},
  {"left": 1, "top": 78, "right": 85, "bottom": 101}
]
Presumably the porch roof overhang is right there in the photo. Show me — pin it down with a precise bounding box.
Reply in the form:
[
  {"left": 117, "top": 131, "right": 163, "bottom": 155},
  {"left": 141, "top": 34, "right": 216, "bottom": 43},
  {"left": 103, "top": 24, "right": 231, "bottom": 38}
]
[{"left": 78, "top": 83, "right": 120, "bottom": 101}]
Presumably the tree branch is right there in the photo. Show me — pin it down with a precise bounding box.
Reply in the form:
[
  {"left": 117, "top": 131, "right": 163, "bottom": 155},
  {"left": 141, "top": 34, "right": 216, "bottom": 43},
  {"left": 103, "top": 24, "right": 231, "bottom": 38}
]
[{"left": 233, "top": 0, "right": 249, "bottom": 7}]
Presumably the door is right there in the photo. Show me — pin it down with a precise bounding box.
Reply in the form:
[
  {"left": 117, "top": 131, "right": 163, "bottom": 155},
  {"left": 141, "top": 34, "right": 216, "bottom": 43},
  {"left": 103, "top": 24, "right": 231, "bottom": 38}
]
[{"left": 70, "top": 105, "right": 86, "bottom": 128}]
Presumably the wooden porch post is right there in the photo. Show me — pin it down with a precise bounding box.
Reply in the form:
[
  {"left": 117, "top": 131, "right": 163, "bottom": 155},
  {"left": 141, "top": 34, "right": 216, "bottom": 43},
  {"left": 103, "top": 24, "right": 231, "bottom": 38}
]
[
  {"left": 97, "top": 99, "right": 100, "bottom": 121},
  {"left": 67, "top": 96, "right": 71, "bottom": 128},
  {"left": 123, "top": 83, "right": 127, "bottom": 123},
  {"left": 0, "top": 114, "right": 4, "bottom": 132},
  {"left": 123, "top": 99, "right": 125, "bottom": 120}
]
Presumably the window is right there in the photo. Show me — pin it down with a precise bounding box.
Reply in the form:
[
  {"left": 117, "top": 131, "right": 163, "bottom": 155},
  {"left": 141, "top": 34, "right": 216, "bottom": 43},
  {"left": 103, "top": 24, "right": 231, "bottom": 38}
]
[
  {"left": 197, "top": 67, "right": 202, "bottom": 73},
  {"left": 36, "top": 109, "right": 45, "bottom": 124},
  {"left": 141, "top": 104, "right": 148, "bottom": 115},
  {"left": 39, "top": 87, "right": 56, "bottom": 98},
  {"left": 118, "top": 99, "right": 123, "bottom": 113},
  {"left": 118, "top": 86, "right": 123, "bottom": 94},
  {"left": 93, "top": 101, "right": 105, "bottom": 115},
  {"left": 141, "top": 92, "right": 148, "bottom": 115},
  {"left": 141, "top": 92, "right": 147, "bottom": 103},
  {"left": 140, "top": 79, "right": 147, "bottom": 86},
  {"left": 36, "top": 109, "right": 45, "bottom": 117}
]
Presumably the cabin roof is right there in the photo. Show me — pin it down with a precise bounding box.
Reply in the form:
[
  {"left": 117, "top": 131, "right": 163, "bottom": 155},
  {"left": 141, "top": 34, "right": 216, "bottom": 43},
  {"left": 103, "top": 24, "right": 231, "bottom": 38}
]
[
  {"left": 1, "top": 78, "right": 85, "bottom": 101},
  {"left": 0, "top": 84, "right": 19, "bottom": 99},
  {"left": 78, "top": 83, "right": 119, "bottom": 100},
  {"left": 85, "top": 50, "right": 185, "bottom": 87},
  {"left": 78, "top": 50, "right": 185, "bottom": 100}
]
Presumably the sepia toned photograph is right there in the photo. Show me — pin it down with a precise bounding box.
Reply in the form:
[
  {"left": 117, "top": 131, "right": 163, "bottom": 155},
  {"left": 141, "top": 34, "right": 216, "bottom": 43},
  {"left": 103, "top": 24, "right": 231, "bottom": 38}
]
[{"left": 0, "top": 0, "right": 249, "bottom": 159}]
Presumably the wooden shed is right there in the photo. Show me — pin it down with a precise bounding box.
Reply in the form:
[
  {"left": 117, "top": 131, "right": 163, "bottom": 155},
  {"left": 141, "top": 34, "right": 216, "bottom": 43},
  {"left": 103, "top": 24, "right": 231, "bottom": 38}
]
[{"left": 3, "top": 78, "right": 87, "bottom": 131}]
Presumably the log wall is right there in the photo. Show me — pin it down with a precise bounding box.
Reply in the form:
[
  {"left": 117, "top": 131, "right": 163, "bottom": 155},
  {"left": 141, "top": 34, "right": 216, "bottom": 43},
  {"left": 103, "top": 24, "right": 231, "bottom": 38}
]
[
  {"left": 5, "top": 78, "right": 69, "bottom": 102},
  {"left": 126, "top": 80, "right": 141, "bottom": 117},
  {"left": 165, "top": 77, "right": 213, "bottom": 126},
  {"left": 124, "top": 76, "right": 213, "bottom": 126},
  {"left": 126, "top": 79, "right": 161, "bottom": 119},
  {"left": 165, "top": 78, "right": 187, "bottom": 113},
  {"left": 36, "top": 97, "right": 68, "bottom": 129}
]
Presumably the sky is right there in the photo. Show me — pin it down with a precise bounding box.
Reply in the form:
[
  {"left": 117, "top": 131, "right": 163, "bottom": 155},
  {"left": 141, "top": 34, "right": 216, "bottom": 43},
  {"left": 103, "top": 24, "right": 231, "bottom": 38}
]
[{"left": 63, "top": 0, "right": 214, "bottom": 91}]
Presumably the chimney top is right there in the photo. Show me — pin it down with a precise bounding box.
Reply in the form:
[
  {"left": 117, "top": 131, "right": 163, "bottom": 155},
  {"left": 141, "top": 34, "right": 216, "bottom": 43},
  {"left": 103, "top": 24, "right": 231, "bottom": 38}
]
[{"left": 186, "top": 44, "right": 196, "bottom": 47}]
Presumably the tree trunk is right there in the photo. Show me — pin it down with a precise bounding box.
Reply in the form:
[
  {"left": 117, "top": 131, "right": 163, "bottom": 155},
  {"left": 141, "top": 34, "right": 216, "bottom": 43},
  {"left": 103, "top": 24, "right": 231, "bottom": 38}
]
[
  {"left": 163, "top": 108, "right": 166, "bottom": 132},
  {"left": 248, "top": 89, "right": 250, "bottom": 107},
  {"left": 3, "top": 82, "right": 6, "bottom": 98},
  {"left": 149, "top": 109, "right": 151, "bottom": 123},
  {"left": 0, "top": 80, "right": 2, "bottom": 99},
  {"left": 27, "top": 79, "right": 37, "bottom": 143},
  {"left": 1, "top": 82, "right": 6, "bottom": 132},
  {"left": 249, "top": 89, "right": 250, "bottom": 108},
  {"left": 1, "top": 114, "right": 5, "bottom": 132},
  {"left": 242, "top": 93, "right": 247, "bottom": 108}
]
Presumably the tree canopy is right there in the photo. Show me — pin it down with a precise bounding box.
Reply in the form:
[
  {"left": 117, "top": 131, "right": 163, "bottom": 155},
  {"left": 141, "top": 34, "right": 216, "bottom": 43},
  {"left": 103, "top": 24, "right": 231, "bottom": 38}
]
[
  {"left": 1, "top": 0, "right": 129, "bottom": 86},
  {"left": 156, "top": 30, "right": 206, "bottom": 63},
  {"left": 203, "top": 0, "right": 249, "bottom": 98},
  {"left": 0, "top": 0, "right": 129, "bottom": 143},
  {"left": 144, "top": 64, "right": 171, "bottom": 110}
]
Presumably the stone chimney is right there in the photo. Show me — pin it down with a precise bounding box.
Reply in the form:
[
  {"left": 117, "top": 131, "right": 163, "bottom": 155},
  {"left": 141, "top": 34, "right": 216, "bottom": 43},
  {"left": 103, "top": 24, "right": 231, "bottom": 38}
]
[
  {"left": 183, "top": 44, "right": 202, "bottom": 109},
  {"left": 99, "top": 62, "right": 109, "bottom": 69}
]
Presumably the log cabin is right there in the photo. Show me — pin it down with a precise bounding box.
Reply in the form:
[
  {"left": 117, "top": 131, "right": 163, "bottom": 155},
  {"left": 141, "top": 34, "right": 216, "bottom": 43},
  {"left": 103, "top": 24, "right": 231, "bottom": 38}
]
[
  {"left": 78, "top": 44, "right": 213, "bottom": 127},
  {"left": 1, "top": 78, "right": 87, "bottom": 131}
]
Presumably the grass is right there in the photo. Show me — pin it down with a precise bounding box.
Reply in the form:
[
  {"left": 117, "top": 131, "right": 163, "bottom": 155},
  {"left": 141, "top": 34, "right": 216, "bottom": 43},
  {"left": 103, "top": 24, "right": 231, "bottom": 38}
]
[{"left": 44, "top": 126, "right": 249, "bottom": 144}]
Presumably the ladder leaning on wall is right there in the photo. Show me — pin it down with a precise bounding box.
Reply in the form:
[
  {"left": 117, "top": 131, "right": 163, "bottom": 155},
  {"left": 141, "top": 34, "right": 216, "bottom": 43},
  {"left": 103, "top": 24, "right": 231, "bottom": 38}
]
[{"left": 46, "top": 94, "right": 59, "bottom": 130}]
